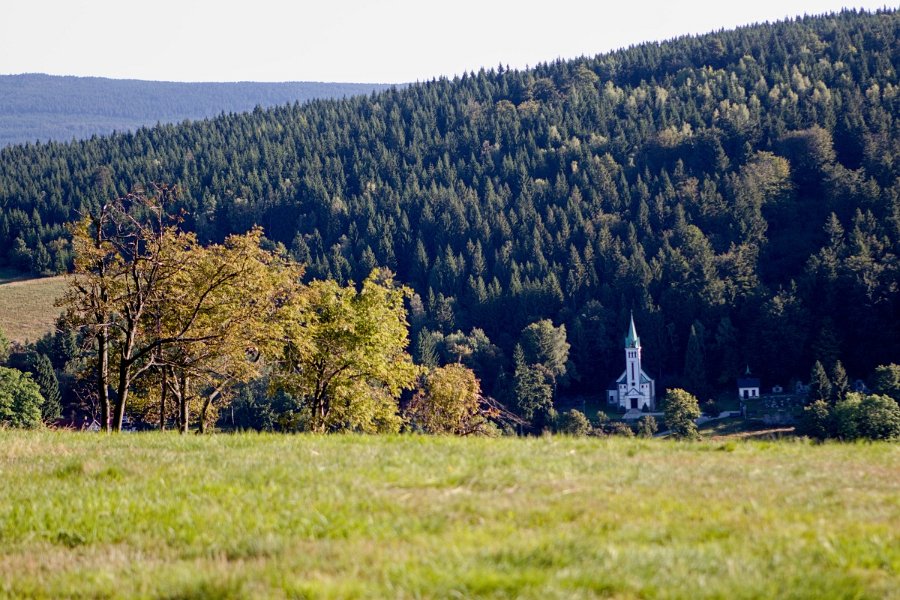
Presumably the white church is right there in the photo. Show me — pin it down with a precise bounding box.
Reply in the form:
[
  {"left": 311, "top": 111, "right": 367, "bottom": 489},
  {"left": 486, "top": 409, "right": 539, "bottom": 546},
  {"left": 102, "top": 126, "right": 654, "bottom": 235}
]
[{"left": 607, "top": 313, "right": 656, "bottom": 411}]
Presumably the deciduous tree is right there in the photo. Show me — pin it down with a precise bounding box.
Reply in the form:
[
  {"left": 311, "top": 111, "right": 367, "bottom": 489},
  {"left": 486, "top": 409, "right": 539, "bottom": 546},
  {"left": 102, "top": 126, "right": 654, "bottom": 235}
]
[
  {"left": 663, "top": 388, "right": 701, "bottom": 440},
  {"left": 273, "top": 269, "right": 418, "bottom": 433},
  {"left": 405, "top": 364, "right": 493, "bottom": 435},
  {"left": 0, "top": 367, "right": 44, "bottom": 428}
]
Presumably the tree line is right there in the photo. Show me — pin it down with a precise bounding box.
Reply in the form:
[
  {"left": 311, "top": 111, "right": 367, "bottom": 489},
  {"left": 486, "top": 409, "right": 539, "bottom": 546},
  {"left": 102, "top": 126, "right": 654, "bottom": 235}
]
[
  {"left": 2, "top": 188, "right": 898, "bottom": 440},
  {"left": 0, "top": 10, "right": 898, "bottom": 404}
]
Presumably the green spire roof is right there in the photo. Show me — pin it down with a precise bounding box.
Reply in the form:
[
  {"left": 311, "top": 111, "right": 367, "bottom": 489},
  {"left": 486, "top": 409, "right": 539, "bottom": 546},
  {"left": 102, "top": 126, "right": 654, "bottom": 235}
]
[{"left": 625, "top": 312, "right": 640, "bottom": 348}]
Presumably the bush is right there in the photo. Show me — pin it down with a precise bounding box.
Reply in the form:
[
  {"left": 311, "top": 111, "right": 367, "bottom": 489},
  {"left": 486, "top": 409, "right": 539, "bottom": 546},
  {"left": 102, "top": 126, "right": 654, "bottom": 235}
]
[
  {"left": 871, "top": 364, "right": 900, "bottom": 401},
  {"left": 800, "top": 399, "right": 832, "bottom": 440},
  {"left": 0, "top": 366, "right": 45, "bottom": 428},
  {"left": 856, "top": 394, "right": 900, "bottom": 440},
  {"left": 636, "top": 415, "right": 658, "bottom": 438},
  {"left": 832, "top": 396, "right": 862, "bottom": 440},
  {"left": 607, "top": 421, "right": 635, "bottom": 437},
  {"left": 800, "top": 393, "right": 900, "bottom": 441},
  {"left": 556, "top": 409, "right": 592, "bottom": 436}
]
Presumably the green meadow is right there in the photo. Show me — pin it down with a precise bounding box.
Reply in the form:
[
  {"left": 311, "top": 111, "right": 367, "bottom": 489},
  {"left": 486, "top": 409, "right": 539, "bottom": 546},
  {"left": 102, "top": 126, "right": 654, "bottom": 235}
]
[
  {"left": 0, "top": 432, "right": 897, "bottom": 599},
  {"left": 0, "top": 273, "right": 66, "bottom": 344}
]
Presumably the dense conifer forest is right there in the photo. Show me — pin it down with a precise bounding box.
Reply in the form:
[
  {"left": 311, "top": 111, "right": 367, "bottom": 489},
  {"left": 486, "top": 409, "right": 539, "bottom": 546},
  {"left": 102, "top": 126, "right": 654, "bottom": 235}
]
[
  {"left": 0, "top": 9, "right": 898, "bottom": 399},
  {"left": 0, "top": 74, "right": 393, "bottom": 147}
]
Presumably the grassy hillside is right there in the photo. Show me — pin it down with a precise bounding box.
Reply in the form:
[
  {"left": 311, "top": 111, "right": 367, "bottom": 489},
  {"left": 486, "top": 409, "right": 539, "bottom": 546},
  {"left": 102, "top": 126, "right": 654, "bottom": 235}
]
[
  {"left": 0, "top": 74, "right": 393, "bottom": 147},
  {"left": 0, "top": 433, "right": 896, "bottom": 598},
  {"left": 0, "top": 273, "right": 66, "bottom": 343}
]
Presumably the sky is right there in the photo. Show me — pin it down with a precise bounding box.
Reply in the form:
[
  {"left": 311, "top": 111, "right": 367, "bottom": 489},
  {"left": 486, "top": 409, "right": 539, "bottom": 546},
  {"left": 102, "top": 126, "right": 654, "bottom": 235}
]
[{"left": 0, "top": 1, "right": 893, "bottom": 83}]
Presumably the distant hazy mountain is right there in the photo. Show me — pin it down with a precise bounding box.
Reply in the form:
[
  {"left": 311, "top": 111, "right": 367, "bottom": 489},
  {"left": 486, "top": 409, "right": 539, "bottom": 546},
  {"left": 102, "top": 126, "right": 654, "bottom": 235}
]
[{"left": 0, "top": 74, "right": 395, "bottom": 147}]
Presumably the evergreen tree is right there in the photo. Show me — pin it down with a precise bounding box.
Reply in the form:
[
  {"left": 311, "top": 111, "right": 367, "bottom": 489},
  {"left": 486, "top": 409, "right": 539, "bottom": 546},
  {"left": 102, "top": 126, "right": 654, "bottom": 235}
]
[
  {"left": 831, "top": 360, "right": 849, "bottom": 404},
  {"left": 683, "top": 323, "right": 708, "bottom": 399},
  {"left": 714, "top": 316, "right": 741, "bottom": 386},
  {"left": 28, "top": 353, "right": 61, "bottom": 423},
  {"left": 808, "top": 361, "right": 832, "bottom": 404}
]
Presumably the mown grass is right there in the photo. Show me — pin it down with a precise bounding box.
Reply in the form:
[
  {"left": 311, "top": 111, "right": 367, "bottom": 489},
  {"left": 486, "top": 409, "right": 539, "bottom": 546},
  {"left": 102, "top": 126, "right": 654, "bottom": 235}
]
[
  {"left": 0, "top": 275, "right": 67, "bottom": 343},
  {"left": 0, "top": 432, "right": 897, "bottom": 599}
]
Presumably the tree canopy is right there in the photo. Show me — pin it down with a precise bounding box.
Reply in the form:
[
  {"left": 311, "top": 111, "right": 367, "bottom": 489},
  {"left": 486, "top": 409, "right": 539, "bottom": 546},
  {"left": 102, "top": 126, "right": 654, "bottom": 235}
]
[{"left": 272, "top": 269, "right": 418, "bottom": 433}]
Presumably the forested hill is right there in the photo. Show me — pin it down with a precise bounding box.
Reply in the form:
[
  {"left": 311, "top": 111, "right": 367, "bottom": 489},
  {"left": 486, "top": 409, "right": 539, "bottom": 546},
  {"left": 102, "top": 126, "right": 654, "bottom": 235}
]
[
  {"left": 0, "top": 74, "right": 393, "bottom": 147},
  {"left": 1, "top": 9, "right": 898, "bottom": 396}
]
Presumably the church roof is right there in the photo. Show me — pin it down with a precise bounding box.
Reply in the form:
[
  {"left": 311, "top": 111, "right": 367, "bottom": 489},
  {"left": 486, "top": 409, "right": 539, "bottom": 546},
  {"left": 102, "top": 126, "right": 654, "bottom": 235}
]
[
  {"left": 615, "top": 371, "right": 653, "bottom": 385},
  {"left": 625, "top": 312, "right": 640, "bottom": 348},
  {"left": 738, "top": 365, "right": 760, "bottom": 387}
]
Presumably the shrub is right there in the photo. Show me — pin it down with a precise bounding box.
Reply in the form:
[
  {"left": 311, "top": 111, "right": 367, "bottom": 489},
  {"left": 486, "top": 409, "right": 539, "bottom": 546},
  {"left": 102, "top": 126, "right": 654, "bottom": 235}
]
[
  {"left": 0, "top": 366, "right": 44, "bottom": 428},
  {"left": 832, "top": 395, "right": 862, "bottom": 440},
  {"left": 801, "top": 393, "right": 900, "bottom": 441},
  {"left": 800, "top": 399, "right": 832, "bottom": 440},
  {"left": 607, "top": 421, "right": 635, "bottom": 437},
  {"left": 855, "top": 394, "right": 900, "bottom": 440},
  {"left": 871, "top": 364, "right": 900, "bottom": 401},
  {"left": 636, "top": 415, "right": 658, "bottom": 438},
  {"left": 556, "top": 409, "right": 591, "bottom": 436}
]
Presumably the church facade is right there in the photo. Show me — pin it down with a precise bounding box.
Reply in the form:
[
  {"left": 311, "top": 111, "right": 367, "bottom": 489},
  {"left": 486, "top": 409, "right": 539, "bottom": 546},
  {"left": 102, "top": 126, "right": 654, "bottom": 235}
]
[{"left": 607, "top": 314, "right": 656, "bottom": 411}]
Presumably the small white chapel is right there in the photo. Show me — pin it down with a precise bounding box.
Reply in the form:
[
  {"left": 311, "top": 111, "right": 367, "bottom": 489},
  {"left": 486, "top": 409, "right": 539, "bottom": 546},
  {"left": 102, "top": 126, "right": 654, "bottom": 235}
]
[{"left": 607, "top": 313, "right": 656, "bottom": 411}]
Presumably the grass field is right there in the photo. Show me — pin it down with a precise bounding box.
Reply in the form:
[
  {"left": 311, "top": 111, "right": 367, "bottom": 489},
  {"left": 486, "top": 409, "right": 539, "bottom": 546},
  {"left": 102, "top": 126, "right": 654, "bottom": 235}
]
[
  {"left": 0, "top": 273, "right": 67, "bottom": 343},
  {"left": 0, "top": 433, "right": 897, "bottom": 599}
]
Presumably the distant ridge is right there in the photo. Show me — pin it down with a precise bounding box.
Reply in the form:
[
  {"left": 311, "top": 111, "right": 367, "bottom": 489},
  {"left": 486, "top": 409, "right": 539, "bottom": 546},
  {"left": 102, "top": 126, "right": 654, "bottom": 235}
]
[{"left": 0, "top": 74, "right": 395, "bottom": 147}]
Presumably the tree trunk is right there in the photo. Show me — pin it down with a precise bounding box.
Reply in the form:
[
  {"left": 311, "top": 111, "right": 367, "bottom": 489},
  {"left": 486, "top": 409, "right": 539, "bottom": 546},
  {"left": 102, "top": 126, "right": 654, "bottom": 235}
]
[
  {"left": 179, "top": 373, "right": 190, "bottom": 434},
  {"left": 112, "top": 328, "right": 139, "bottom": 432},
  {"left": 97, "top": 330, "right": 110, "bottom": 433},
  {"left": 113, "top": 360, "right": 130, "bottom": 432},
  {"left": 198, "top": 396, "right": 210, "bottom": 434},
  {"left": 159, "top": 366, "right": 168, "bottom": 431}
]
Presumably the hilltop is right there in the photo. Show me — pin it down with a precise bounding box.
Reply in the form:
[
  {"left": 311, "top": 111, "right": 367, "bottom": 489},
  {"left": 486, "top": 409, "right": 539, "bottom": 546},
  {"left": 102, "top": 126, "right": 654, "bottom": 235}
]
[
  {"left": 0, "top": 9, "right": 897, "bottom": 399},
  {"left": 0, "top": 74, "right": 393, "bottom": 147}
]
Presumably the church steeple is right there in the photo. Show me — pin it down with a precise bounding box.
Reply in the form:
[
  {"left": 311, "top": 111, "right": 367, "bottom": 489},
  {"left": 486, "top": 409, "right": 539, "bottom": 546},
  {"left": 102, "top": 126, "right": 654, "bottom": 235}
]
[
  {"left": 625, "top": 312, "right": 641, "bottom": 348},
  {"left": 609, "top": 311, "right": 656, "bottom": 411}
]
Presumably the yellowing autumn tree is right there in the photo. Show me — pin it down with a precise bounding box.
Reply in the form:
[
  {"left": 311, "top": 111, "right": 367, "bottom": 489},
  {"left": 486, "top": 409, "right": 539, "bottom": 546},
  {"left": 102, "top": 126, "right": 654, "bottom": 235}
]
[
  {"left": 61, "top": 188, "right": 303, "bottom": 432},
  {"left": 151, "top": 228, "right": 303, "bottom": 433},
  {"left": 405, "top": 364, "right": 493, "bottom": 435},
  {"left": 272, "top": 269, "right": 418, "bottom": 433}
]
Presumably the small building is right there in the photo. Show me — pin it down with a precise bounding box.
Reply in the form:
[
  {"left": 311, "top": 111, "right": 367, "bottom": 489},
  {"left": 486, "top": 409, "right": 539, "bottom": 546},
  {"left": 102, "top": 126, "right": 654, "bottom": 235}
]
[
  {"left": 607, "top": 313, "right": 656, "bottom": 411},
  {"left": 771, "top": 384, "right": 784, "bottom": 394},
  {"left": 737, "top": 367, "right": 760, "bottom": 399}
]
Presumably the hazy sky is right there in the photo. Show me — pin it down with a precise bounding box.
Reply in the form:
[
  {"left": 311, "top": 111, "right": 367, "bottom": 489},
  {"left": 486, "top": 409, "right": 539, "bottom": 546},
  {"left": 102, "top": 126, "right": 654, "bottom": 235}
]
[{"left": 0, "top": 1, "right": 892, "bottom": 83}]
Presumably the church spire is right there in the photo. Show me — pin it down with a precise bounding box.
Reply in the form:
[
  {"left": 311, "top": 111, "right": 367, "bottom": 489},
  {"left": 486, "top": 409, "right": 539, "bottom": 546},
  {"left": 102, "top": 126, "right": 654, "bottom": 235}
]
[{"left": 625, "top": 312, "right": 640, "bottom": 348}]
